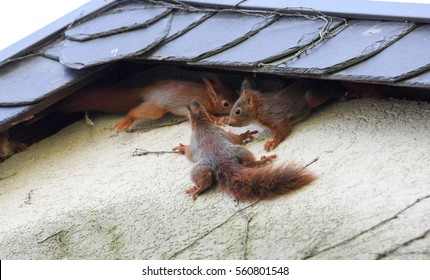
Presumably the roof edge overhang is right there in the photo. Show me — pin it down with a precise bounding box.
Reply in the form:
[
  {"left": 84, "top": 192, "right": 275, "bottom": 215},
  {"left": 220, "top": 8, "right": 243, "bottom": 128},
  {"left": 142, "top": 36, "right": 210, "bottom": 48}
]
[
  {"left": 167, "top": 0, "right": 430, "bottom": 24},
  {"left": 0, "top": 0, "right": 119, "bottom": 66}
]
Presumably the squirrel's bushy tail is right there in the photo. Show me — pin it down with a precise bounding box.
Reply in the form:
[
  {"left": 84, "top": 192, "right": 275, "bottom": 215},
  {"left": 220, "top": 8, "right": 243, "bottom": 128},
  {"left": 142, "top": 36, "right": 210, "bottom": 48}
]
[{"left": 217, "top": 161, "right": 316, "bottom": 201}]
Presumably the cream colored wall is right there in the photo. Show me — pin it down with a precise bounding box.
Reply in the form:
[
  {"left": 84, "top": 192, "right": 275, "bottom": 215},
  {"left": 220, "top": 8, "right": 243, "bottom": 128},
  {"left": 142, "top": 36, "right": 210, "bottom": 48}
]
[{"left": 0, "top": 98, "right": 429, "bottom": 259}]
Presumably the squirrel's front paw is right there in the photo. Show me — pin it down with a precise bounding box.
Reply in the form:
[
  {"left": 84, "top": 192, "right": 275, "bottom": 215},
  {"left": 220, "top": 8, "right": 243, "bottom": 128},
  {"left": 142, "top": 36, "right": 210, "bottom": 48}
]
[
  {"left": 172, "top": 143, "right": 186, "bottom": 154},
  {"left": 213, "top": 116, "right": 229, "bottom": 126},
  {"left": 240, "top": 130, "right": 259, "bottom": 142},
  {"left": 260, "top": 154, "right": 278, "bottom": 163},
  {"left": 264, "top": 140, "right": 279, "bottom": 152},
  {"left": 114, "top": 119, "right": 133, "bottom": 132}
]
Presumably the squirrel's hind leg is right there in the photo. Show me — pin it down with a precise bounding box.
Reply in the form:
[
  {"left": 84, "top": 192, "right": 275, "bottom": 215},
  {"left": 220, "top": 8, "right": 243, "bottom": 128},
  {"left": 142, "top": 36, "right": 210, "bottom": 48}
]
[
  {"left": 237, "top": 147, "right": 277, "bottom": 167},
  {"left": 115, "top": 102, "right": 168, "bottom": 131},
  {"left": 187, "top": 164, "right": 214, "bottom": 200}
]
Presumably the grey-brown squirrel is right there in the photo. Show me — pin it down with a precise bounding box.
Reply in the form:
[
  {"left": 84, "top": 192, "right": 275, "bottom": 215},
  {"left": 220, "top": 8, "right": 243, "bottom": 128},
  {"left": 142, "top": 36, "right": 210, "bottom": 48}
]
[
  {"left": 228, "top": 79, "right": 345, "bottom": 151},
  {"left": 58, "top": 75, "right": 238, "bottom": 130},
  {"left": 173, "top": 102, "right": 316, "bottom": 201}
]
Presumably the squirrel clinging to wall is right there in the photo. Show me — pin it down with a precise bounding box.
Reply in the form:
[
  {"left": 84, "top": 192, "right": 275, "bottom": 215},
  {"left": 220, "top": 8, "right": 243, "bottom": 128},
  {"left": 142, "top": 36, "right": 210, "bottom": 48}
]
[{"left": 173, "top": 102, "right": 316, "bottom": 201}]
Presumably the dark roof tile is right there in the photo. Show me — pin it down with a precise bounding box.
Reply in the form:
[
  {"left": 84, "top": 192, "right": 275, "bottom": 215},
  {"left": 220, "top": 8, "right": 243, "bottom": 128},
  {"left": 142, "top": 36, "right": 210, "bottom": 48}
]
[
  {"left": 272, "top": 20, "right": 416, "bottom": 75},
  {"left": 65, "top": 2, "right": 170, "bottom": 41},
  {"left": 401, "top": 69, "right": 430, "bottom": 88},
  {"left": 60, "top": 14, "right": 173, "bottom": 69},
  {"left": 0, "top": 56, "right": 97, "bottom": 106},
  {"left": 194, "top": 15, "right": 343, "bottom": 67},
  {"left": 0, "top": 105, "right": 31, "bottom": 129},
  {"left": 158, "top": 10, "right": 212, "bottom": 42},
  {"left": 331, "top": 24, "right": 430, "bottom": 82},
  {"left": 0, "top": 0, "right": 118, "bottom": 66},
  {"left": 239, "top": 0, "right": 430, "bottom": 23},
  {"left": 174, "top": 0, "right": 244, "bottom": 8},
  {"left": 45, "top": 10, "right": 211, "bottom": 62},
  {"left": 43, "top": 39, "right": 65, "bottom": 60},
  {"left": 143, "top": 11, "right": 276, "bottom": 61}
]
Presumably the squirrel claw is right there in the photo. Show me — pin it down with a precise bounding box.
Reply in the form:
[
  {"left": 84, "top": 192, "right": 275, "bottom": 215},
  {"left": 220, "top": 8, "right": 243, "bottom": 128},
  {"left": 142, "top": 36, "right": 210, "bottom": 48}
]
[
  {"left": 240, "top": 130, "right": 258, "bottom": 142},
  {"left": 114, "top": 118, "right": 133, "bottom": 132},
  {"left": 114, "top": 123, "right": 129, "bottom": 132},
  {"left": 185, "top": 186, "right": 200, "bottom": 200},
  {"left": 264, "top": 140, "right": 278, "bottom": 152},
  {"left": 172, "top": 143, "right": 186, "bottom": 154},
  {"left": 260, "top": 154, "right": 278, "bottom": 162}
]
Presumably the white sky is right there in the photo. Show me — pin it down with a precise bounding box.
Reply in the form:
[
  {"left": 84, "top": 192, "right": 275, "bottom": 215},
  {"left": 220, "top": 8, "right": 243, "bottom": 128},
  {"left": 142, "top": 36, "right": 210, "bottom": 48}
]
[
  {"left": 0, "top": 0, "right": 90, "bottom": 51},
  {"left": 0, "top": 0, "right": 429, "bottom": 52}
]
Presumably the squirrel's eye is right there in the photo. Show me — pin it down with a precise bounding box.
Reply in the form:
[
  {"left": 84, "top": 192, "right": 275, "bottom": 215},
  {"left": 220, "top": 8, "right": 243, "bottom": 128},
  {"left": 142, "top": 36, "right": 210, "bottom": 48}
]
[
  {"left": 222, "top": 101, "right": 229, "bottom": 108},
  {"left": 234, "top": 108, "right": 241, "bottom": 115}
]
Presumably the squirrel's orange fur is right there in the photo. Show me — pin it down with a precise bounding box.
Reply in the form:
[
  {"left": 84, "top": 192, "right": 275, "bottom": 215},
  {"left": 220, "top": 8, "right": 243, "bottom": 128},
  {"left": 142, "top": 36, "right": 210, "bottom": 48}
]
[
  {"left": 173, "top": 102, "right": 316, "bottom": 201},
  {"left": 229, "top": 79, "right": 345, "bottom": 151},
  {"left": 59, "top": 76, "right": 238, "bottom": 130}
]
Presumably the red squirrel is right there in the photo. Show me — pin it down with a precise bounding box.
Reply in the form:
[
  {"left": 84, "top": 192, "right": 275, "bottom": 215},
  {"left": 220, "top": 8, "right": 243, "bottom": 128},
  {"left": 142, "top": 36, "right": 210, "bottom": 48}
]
[
  {"left": 0, "top": 132, "right": 27, "bottom": 160},
  {"left": 58, "top": 75, "right": 238, "bottom": 131},
  {"left": 228, "top": 79, "right": 345, "bottom": 151},
  {"left": 172, "top": 102, "right": 316, "bottom": 201}
]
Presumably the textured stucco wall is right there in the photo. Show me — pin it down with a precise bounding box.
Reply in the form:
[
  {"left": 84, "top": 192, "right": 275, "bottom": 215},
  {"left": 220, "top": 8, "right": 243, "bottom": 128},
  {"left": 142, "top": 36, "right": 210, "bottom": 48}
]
[{"left": 0, "top": 98, "right": 429, "bottom": 259}]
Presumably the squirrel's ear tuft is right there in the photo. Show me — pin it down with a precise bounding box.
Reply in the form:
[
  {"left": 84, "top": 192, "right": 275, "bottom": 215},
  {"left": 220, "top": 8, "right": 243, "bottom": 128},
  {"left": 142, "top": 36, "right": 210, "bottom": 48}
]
[
  {"left": 241, "top": 79, "right": 256, "bottom": 106},
  {"left": 241, "top": 79, "right": 252, "bottom": 92},
  {"left": 241, "top": 82, "right": 254, "bottom": 106},
  {"left": 188, "top": 101, "right": 202, "bottom": 116},
  {"left": 202, "top": 77, "right": 218, "bottom": 103}
]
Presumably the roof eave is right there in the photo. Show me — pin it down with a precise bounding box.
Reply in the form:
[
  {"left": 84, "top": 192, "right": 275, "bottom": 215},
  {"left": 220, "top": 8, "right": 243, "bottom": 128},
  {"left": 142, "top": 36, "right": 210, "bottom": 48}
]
[{"left": 0, "top": 0, "right": 119, "bottom": 66}]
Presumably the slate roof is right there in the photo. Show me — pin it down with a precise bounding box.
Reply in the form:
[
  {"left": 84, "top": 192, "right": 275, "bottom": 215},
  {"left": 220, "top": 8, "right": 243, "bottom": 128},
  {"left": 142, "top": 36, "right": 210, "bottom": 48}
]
[{"left": 1, "top": 0, "right": 430, "bottom": 133}]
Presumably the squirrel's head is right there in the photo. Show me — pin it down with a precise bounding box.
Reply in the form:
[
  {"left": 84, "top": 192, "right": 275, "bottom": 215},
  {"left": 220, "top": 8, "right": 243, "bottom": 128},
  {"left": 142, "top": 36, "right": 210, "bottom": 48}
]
[
  {"left": 202, "top": 75, "right": 238, "bottom": 115},
  {"left": 187, "top": 101, "right": 213, "bottom": 130},
  {"left": 228, "top": 79, "right": 256, "bottom": 127}
]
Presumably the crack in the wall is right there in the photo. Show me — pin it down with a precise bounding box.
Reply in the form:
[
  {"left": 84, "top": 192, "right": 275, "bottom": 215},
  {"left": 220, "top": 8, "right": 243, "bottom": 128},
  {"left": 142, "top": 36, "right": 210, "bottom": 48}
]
[
  {"left": 37, "top": 230, "right": 65, "bottom": 245},
  {"left": 166, "top": 202, "right": 257, "bottom": 259},
  {"left": 0, "top": 172, "right": 16, "bottom": 180},
  {"left": 303, "top": 194, "right": 430, "bottom": 259},
  {"left": 166, "top": 212, "right": 236, "bottom": 259},
  {"left": 376, "top": 229, "right": 430, "bottom": 260},
  {"left": 235, "top": 200, "right": 259, "bottom": 260}
]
